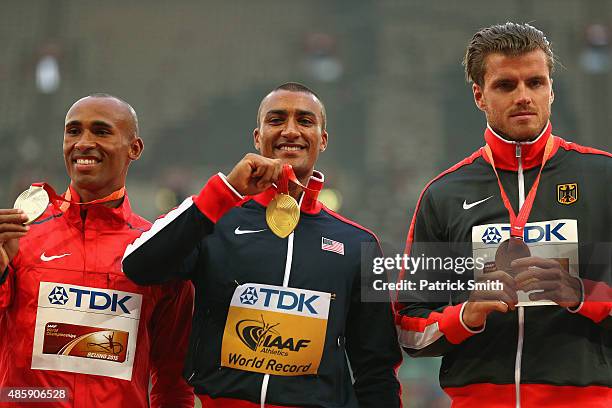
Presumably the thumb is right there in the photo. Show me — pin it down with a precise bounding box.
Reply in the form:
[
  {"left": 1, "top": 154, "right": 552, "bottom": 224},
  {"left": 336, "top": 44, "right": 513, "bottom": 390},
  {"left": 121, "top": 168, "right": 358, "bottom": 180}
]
[
  {"left": 489, "top": 300, "right": 509, "bottom": 314},
  {"left": 0, "top": 246, "right": 9, "bottom": 272}
]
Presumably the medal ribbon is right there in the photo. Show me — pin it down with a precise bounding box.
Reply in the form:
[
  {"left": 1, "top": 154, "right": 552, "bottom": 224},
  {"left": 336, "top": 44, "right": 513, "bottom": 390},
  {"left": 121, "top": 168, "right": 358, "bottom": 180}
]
[
  {"left": 31, "top": 182, "right": 125, "bottom": 212},
  {"left": 276, "top": 164, "right": 316, "bottom": 195},
  {"left": 482, "top": 136, "right": 555, "bottom": 239}
]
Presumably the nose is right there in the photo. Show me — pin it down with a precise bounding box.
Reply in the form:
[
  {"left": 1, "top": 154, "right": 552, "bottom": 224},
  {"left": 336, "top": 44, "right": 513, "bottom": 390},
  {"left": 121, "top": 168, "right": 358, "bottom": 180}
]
[
  {"left": 515, "top": 83, "right": 532, "bottom": 106},
  {"left": 281, "top": 118, "right": 300, "bottom": 139},
  {"left": 74, "top": 130, "right": 96, "bottom": 151}
]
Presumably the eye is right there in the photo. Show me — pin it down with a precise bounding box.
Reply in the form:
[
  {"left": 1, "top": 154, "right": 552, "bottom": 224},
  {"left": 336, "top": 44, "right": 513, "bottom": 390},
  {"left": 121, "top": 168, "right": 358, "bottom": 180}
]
[
  {"left": 528, "top": 79, "right": 544, "bottom": 88},
  {"left": 268, "top": 117, "right": 283, "bottom": 125},
  {"left": 299, "top": 117, "right": 314, "bottom": 125},
  {"left": 94, "top": 128, "right": 112, "bottom": 135},
  {"left": 496, "top": 81, "right": 514, "bottom": 91},
  {"left": 65, "top": 127, "right": 80, "bottom": 135}
]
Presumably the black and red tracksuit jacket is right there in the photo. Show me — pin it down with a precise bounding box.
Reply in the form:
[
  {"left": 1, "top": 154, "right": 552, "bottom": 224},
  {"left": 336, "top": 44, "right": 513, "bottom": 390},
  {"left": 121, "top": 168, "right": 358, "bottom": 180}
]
[
  {"left": 122, "top": 171, "right": 402, "bottom": 408},
  {"left": 396, "top": 122, "right": 612, "bottom": 407}
]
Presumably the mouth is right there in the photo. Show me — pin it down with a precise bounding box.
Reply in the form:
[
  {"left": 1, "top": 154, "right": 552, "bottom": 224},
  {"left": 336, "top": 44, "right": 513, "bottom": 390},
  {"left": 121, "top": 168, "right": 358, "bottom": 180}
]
[
  {"left": 72, "top": 156, "right": 101, "bottom": 170},
  {"left": 510, "top": 111, "right": 537, "bottom": 119},
  {"left": 274, "top": 143, "right": 307, "bottom": 153}
]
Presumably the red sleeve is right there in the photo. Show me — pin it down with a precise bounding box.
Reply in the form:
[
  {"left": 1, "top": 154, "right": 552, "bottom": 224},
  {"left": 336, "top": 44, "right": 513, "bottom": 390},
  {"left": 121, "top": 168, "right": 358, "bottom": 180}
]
[
  {"left": 193, "top": 173, "right": 243, "bottom": 223},
  {"left": 0, "top": 261, "right": 18, "bottom": 309},
  {"left": 149, "top": 280, "right": 195, "bottom": 408},
  {"left": 569, "top": 279, "right": 612, "bottom": 324}
]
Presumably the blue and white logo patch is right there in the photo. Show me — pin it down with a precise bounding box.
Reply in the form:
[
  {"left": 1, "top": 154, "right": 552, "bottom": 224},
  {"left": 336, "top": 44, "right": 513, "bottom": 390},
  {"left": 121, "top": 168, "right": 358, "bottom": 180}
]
[
  {"left": 48, "top": 286, "right": 69, "bottom": 305},
  {"left": 481, "top": 227, "right": 502, "bottom": 244},
  {"left": 240, "top": 287, "right": 259, "bottom": 305}
]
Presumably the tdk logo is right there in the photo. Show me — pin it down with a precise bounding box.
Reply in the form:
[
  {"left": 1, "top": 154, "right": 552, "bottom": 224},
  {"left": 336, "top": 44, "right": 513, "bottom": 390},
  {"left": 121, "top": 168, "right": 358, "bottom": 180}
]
[
  {"left": 259, "top": 288, "right": 319, "bottom": 315},
  {"left": 48, "top": 286, "right": 69, "bottom": 305},
  {"left": 501, "top": 222, "right": 567, "bottom": 243},
  {"left": 240, "top": 287, "right": 259, "bottom": 305},
  {"left": 50, "top": 287, "right": 132, "bottom": 314},
  {"left": 481, "top": 222, "right": 567, "bottom": 244},
  {"left": 482, "top": 227, "right": 502, "bottom": 244}
]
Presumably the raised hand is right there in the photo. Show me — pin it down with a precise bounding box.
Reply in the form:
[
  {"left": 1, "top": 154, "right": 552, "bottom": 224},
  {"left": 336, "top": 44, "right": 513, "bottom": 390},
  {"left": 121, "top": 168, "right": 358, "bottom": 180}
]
[
  {"left": 463, "top": 270, "right": 518, "bottom": 329},
  {"left": 513, "top": 256, "right": 581, "bottom": 308},
  {"left": 226, "top": 153, "right": 283, "bottom": 196},
  {"left": 0, "top": 209, "right": 29, "bottom": 272}
]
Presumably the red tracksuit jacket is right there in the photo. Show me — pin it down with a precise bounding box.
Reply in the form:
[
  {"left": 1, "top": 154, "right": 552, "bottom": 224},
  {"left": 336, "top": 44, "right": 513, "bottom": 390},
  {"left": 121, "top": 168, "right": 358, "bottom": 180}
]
[{"left": 0, "top": 188, "right": 194, "bottom": 407}]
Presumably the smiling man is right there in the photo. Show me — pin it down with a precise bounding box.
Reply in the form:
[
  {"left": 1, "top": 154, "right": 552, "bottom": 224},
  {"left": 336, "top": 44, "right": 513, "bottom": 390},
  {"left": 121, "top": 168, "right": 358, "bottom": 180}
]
[
  {"left": 0, "top": 94, "right": 194, "bottom": 407},
  {"left": 122, "top": 83, "right": 402, "bottom": 407},
  {"left": 395, "top": 23, "right": 612, "bottom": 407}
]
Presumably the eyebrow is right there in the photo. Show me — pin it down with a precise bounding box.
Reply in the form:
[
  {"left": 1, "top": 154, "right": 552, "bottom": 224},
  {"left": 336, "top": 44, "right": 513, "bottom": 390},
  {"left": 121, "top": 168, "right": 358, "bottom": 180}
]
[
  {"left": 65, "top": 120, "right": 114, "bottom": 128},
  {"left": 265, "top": 109, "right": 317, "bottom": 118}
]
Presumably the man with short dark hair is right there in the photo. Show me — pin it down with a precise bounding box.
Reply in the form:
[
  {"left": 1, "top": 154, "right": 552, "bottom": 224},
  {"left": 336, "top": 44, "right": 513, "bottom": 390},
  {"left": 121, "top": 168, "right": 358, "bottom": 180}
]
[
  {"left": 396, "top": 22, "right": 611, "bottom": 407},
  {"left": 0, "top": 95, "right": 195, "bottom": 407},
  {"left": 122, "top": 83, "right": 402, "bottom": 407}
]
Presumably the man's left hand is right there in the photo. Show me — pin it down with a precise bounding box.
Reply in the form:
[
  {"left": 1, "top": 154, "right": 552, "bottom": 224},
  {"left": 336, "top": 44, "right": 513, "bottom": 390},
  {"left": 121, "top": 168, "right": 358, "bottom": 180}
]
[{"left": 512, "top": 256, "right": 581, "bottom": 308}]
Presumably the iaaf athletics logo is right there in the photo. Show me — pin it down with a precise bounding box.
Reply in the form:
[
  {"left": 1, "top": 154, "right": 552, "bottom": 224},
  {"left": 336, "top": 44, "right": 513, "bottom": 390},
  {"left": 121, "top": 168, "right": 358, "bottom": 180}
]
[{"left": 236, "top": 315, "right": 310, "bottom": 355}]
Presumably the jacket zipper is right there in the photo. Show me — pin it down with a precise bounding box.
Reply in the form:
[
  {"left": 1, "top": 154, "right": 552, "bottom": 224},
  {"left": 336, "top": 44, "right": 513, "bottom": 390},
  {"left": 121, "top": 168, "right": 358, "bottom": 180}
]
[
  {"left": 188, "top": 337, "right": 201, "bottom": 382},
  {"left": 260, "top": 231, "right": 295, "bottom": 407},
  {"left": 515, "top": 144, "right": 524, "bottom": 408}
]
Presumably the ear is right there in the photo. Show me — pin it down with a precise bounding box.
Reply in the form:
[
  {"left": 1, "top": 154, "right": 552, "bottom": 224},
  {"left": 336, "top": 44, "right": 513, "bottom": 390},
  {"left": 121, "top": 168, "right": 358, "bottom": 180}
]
[
  {"left": 253, "top": 128, "right": 261, "bottom": 151},
  {"left": 319, "top": 130, "right": 328, "bottom": 152},
  {"left": 549, "top": 78, "right": 555, "bottom": 105},
  {"left": 473, "top": 83, "right": 486, "bottom": 112},
  {"left": 128, "top": 137, "right": 144, "bottom": 161}
]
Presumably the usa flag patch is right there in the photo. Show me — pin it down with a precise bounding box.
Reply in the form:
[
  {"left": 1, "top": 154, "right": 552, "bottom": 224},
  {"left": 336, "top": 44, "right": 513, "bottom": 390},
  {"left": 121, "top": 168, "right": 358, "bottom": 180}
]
[{"left": 321, "top": 237, "right": 344, "bottom": 255}]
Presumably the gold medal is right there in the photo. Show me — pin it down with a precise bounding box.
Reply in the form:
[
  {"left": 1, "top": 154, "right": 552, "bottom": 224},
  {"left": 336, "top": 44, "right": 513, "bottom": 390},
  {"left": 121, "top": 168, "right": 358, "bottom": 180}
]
[
  {"left": 266, "top": 193, "right": 300, "bottom": 238},
  {"left": 13, "top": 185, "right": 50, "bottom": 225}
]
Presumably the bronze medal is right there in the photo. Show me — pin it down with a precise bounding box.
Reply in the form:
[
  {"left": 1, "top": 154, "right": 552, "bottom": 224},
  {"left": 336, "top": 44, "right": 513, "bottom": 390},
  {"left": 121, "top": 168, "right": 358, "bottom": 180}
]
[
  {"left": 266, "top": 193, "right": 300, "bottom": 238},
  {"left": 13, "top": 185, "right": 50, "bottom": 225},
  {"left": 494, "top": 237, "right": 531, "bottom": 277}
]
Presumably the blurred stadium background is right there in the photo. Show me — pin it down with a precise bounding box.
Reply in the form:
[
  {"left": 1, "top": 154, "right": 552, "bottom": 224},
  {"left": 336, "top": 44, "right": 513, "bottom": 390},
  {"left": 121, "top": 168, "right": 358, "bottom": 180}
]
[{"left": 2, "top": 1, "right": 611, "bottom": 406}]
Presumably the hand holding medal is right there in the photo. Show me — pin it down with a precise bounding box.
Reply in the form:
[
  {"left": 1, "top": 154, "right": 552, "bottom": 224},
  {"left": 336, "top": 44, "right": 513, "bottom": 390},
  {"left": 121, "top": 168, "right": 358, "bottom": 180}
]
[
  {"left": 226, "top": 155, "right": 310, "bottom": 239},
  {"left": 266, "top": 165, "right": 303, "bottom": 238}
]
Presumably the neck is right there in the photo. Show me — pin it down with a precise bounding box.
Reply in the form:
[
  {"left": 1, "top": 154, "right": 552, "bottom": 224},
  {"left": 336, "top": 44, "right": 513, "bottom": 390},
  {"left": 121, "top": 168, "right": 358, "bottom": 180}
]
[
  {"left": 286, "top": 169, "right": 313, "bottom": 200},
  {"left": 288, "top": 183, "right": 303, "bottom": 201},
  {"left": 72, "top": 186, "right": 124, "bottom": 209},
  {"left": 488, "top": 123, "right": 549, "bottom": 143}
]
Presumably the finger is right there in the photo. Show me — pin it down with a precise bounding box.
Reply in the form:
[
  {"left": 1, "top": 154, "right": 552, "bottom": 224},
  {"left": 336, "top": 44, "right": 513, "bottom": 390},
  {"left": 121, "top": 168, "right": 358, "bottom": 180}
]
[
  {"left": 270, "top": 160, "right": 283, "bottom": 184},
  {"left": 499, "top": 290, "right": 519, "bottom": 308},
  {"left": 511, "top": 256, "right": 560, "bottom": 269},
  {"left": 0, "top": 232, "right": 28, "bottom": 241},
  {"left": 251, "top": 160, "right": 266, "bottom": 178},
  {"left": 515, "top": 267, "right": 561, "bottom": 284},
  {"left": 492, "top": 300, "right": 510, "bottom": 313},
  {"left": 0, "top": 251, "right": 8, "bottom": 271},
  {"left": 479, "top": 270, "right": 517, "bottom": 291},
  {"left": 477, "top": 300, "right": 511, "bottom": 314},
  {"left": 470, "top": 289, "right": 517, "bottom": 306},
  {"left": 258, "top": 162, "right": 277, "bottom": 186},
  {"left": 519, "top": 280, "right": 558, "bottom": 293},
  {"left": 0, "top": 213, "right": 29, "bottom": 224},
  {"left": 0, "top": 223, "right": 29, "bottom": 233},
  {"left": 528, "top": 291, "right": 555, "bottom": 302},
  {"left": 0, "top": 209, "right": 25, "bottom": 216}
]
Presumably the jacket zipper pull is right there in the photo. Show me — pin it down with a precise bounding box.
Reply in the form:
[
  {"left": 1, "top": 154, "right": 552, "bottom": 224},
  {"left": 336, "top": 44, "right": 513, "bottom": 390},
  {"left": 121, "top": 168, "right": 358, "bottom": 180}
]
[{"left": 515, "top": 144, "right": 521, "bottom": 159}]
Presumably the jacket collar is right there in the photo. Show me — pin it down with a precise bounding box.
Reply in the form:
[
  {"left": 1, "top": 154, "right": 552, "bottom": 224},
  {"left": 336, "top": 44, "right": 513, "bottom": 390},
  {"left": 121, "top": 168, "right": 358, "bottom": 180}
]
[
  {"left": 483, "top": 121, "right": 556, "bottom": 171},
  {"left": 252, "top": 170, "right": 324, "bottom": 215},
  {"left": 59, "top": 185, "right": 133, "bottom": 227}
]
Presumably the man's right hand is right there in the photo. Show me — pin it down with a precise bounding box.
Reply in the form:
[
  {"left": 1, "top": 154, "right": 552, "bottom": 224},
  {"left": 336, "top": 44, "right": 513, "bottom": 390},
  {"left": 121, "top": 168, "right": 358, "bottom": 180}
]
[
  {"left": 462, "top": 270, "right": 518, "bottom": 329},
  {"left": 0, "top": 209, "right": 29, "bottom": 272},
  {"left": 226, "top": 154, "right": 283, "bottom": 196}
]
